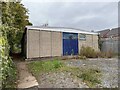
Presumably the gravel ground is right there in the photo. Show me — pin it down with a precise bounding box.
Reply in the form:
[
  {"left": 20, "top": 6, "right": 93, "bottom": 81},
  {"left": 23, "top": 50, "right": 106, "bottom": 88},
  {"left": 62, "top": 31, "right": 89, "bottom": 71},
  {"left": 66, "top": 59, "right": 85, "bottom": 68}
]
[
  {"left": 63, "top": 58, "right": 118, "bottom": 88},
  {"left": 36, "top": 58, "right": 118, "bottom": 88},
  {"left": 38, "top": 72, "right": 88, "bottom": 88}
]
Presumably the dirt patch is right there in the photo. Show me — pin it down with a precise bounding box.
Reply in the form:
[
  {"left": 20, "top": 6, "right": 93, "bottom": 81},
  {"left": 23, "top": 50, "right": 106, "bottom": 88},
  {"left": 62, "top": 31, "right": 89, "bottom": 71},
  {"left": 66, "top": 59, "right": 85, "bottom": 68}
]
[{"left": 16, "top": 61, "right": 38, "bottom": 88}]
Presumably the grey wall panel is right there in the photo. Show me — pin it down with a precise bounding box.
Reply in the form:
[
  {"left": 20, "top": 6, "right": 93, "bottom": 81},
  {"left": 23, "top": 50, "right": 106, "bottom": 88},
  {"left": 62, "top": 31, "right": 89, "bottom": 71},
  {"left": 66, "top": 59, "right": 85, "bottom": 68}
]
[
  {"left": 51, "top": 32, "right": 62, "bottom": 56},
  {"left": 101, "top": 39, "right": 119, "bottom": 53},
  {"left": 28, "top": 30, "right": 40, "bottom": 58},
  {"left": 78, "top": 34, "right": 99, "bottom": 54},
  {"left": 39, "top": 31, "right": 52, "bottom": 57}
]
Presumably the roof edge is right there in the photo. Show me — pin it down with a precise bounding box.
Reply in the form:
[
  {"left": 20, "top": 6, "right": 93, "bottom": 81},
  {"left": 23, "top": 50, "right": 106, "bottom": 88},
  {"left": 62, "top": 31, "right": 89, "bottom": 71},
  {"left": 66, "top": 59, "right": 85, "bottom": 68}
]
[{"left": 26, "top": 26, "right": 98, "bottom": 35}]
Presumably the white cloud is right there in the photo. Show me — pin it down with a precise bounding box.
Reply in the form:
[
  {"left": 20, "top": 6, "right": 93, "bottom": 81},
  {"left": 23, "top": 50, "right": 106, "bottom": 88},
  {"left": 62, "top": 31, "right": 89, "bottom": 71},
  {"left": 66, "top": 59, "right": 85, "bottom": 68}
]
[
  {"left": 74, "top": 15, "right": 97, "bottom": 23},
  {"left": 22, "top": 1, "right": 118, "bottom": 31},
  {"left": 22, "top": 0, "right": 119, "bottom": 3}
]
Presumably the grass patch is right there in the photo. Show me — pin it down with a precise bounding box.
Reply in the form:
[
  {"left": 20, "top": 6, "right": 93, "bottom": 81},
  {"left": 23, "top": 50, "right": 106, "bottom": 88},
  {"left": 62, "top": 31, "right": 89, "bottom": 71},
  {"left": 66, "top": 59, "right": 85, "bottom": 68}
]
[
  {"left": 27, "top": 59, "right": 63, "bottom": 75},
  {"left": 27, "top": 59, "right": 101, "bottom": 87}
]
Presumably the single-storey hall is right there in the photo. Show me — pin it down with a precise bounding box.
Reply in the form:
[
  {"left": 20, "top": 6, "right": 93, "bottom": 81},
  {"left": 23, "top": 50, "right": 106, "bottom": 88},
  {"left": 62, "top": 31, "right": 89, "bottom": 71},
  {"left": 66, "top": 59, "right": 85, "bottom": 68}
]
[{"left": 22, "top": 26, "right": 99, "bottom": 59}]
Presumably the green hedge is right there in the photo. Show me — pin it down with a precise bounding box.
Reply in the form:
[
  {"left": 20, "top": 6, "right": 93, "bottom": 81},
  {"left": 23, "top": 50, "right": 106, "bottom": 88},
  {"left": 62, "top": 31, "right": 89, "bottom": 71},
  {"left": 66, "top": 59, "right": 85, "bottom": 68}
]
[
  {"left": 0, "top": 25, "right": 17, "bottom": 88},
  {"left": 0, "top": 25, "right": 22, "bottom": 53}
]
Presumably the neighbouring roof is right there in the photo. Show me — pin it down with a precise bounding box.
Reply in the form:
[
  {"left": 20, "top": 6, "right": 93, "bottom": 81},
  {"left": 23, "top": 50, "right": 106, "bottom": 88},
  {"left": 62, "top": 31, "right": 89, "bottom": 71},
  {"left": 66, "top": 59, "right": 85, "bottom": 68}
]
[
  {"left": 26, "top": 26, "right": 98, "bottom": 35},
  {"left": 98, "top": 27, "right": 119, "bottom": 38},
  {"left": 108, "top": 28, "right": 119, "bottom": 37},
  {"left": 98, "top": 29, "right": 110, "bottom": 38}
]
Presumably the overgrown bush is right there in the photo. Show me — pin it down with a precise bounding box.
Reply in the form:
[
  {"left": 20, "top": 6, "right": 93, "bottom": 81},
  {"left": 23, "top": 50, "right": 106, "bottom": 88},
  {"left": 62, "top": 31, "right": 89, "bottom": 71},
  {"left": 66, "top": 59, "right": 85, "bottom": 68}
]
[
  {"left": 97, "top": 50, "right": 114, "bottom": 58},
  {"left": 80, "top": 46, "right": 97, "bottom": 58},
  {"left": 0, "top": 25, "right": 21, "bottom": 53},
  {"left": 80, "top": 46, "right": 114, "bottom": 58},
  {"left": 0, "top": 26, "right": 17, "bottom": 88}
]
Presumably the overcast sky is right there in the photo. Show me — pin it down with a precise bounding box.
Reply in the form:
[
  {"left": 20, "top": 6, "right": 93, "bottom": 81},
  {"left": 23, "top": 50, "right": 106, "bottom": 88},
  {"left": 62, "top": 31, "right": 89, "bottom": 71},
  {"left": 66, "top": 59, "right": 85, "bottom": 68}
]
[{"left": 22, "top": 0, "right": 118, "bottom": 31}]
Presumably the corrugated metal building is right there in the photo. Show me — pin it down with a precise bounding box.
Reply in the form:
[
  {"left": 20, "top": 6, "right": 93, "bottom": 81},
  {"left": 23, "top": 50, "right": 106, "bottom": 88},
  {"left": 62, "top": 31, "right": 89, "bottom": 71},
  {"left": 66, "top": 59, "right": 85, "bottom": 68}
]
[{"left": 22, "top": 26, "right": 99, "bottom": 59}]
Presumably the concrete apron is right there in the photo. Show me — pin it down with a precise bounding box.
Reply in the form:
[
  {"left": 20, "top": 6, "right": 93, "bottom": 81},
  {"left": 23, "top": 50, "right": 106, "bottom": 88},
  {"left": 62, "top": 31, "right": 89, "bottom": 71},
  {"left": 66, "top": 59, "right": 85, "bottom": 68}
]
[{"left": 17, "top": 62, "right": 38, "bottom": 88}]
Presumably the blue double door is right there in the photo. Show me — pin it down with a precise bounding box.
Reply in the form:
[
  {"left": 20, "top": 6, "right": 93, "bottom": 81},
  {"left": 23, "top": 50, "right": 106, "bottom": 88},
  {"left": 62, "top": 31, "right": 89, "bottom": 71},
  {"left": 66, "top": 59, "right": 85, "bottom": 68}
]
[{"left": 63, "top": 32, "right": 78, "bottom": 55}]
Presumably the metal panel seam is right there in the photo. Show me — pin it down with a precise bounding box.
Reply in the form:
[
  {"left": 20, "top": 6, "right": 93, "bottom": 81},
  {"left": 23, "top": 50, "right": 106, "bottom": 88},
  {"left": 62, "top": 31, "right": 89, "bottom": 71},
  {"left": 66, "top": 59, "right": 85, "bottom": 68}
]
[
  {"left": 51, "top": 31, "right": 52, "bottom": 57},
  {"left": 27, "top": 29, "right": 29, "bottom": 59},
  {"left": 39, "top": 30, "right": 40, "bottom": 57}
]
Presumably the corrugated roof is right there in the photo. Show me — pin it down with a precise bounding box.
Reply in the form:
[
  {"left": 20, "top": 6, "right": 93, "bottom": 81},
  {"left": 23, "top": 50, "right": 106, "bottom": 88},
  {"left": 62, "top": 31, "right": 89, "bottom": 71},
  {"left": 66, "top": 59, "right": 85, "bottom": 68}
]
[
  {"left": 98, "top": 27, "right": 119, "bottom": 38},
  {"left": 26, "top": 26, "right": 98, "bottom": 35},
  {"left": 98, "top": 29, "right": 110, "bottom": 38},
  {"left": 108, "top": 28, "right": 118, "bottom": 36}
]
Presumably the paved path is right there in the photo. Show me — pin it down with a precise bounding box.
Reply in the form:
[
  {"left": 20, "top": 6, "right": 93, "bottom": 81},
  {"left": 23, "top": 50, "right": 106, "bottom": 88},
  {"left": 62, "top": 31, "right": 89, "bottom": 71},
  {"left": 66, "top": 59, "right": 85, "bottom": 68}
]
[{"left": 16, "top": 61, "right": 38, "bottom": 88}]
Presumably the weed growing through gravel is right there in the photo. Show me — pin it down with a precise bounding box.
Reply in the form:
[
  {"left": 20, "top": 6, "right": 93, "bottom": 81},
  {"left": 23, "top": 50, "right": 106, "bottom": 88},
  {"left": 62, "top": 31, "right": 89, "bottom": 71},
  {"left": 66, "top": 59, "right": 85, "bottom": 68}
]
[
  {"left": 78, "top": 68, "right": 101, "bottom": 87},
  {"left": 60, "top": 66, "right": 101, "bottom": 87}
]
